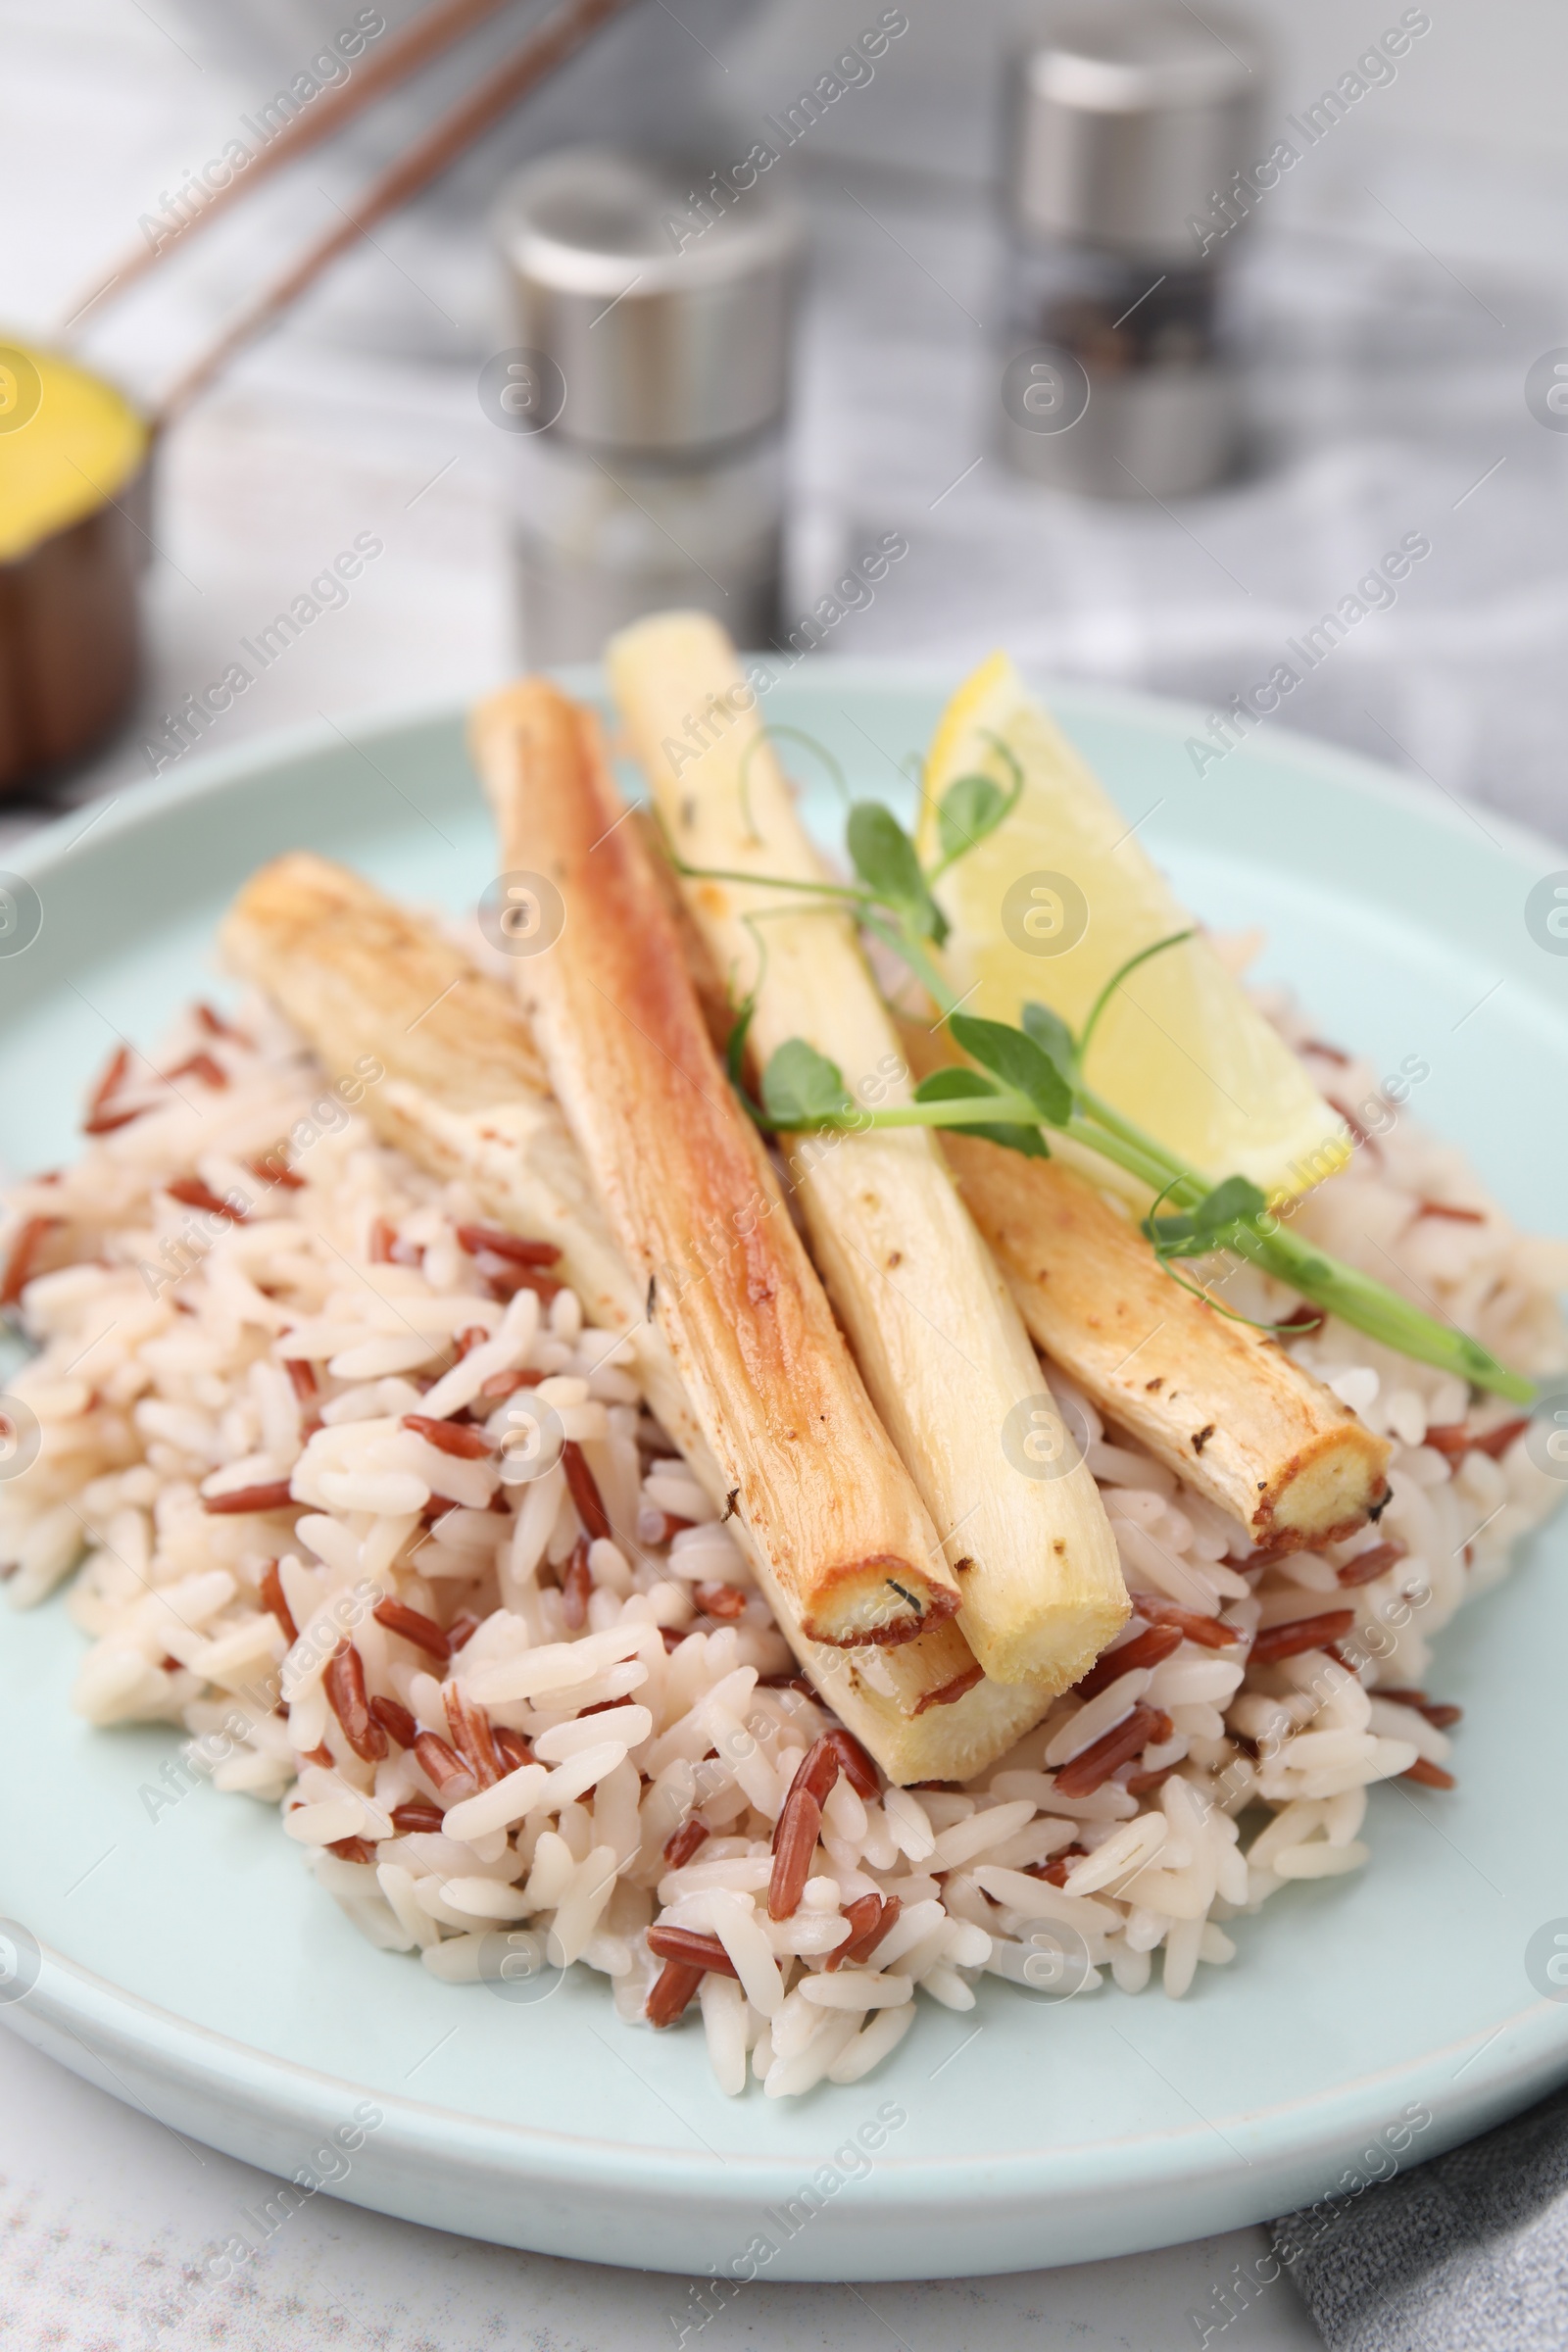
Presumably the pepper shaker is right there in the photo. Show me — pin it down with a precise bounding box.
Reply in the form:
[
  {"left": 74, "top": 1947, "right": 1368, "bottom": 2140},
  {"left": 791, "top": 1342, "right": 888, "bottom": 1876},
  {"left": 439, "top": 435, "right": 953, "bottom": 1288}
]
[
  {"left": 490, "top": 148, "right": 804, "bottom": 662},
  {"left": 998, "top": 3, "right": 1263, "bottom": 498}
]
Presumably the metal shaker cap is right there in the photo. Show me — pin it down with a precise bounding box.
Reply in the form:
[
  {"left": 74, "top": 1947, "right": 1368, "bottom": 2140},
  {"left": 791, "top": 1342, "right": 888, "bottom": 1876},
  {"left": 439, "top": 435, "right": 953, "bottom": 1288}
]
[
  {"left": 493, "top": 148, "right": 803, "bottom": 457},
  {"left": 1006, "top": 4, "right": 1264, "bottom": 261}
]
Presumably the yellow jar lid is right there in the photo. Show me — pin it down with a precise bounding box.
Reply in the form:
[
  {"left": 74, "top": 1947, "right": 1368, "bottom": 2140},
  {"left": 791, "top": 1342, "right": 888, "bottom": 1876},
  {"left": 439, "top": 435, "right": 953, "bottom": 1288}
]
[{"left": 0, "top": 343, "right": 149, "bottom": 564}]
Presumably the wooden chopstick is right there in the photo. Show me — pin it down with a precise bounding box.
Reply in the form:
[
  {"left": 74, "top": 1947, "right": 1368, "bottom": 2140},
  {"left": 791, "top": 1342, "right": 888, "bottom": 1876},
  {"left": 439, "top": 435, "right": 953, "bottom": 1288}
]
[
  {"left": 61, "top": 0, "right": 527, "bottom": 335},
  {"left": 153, "top": 0, "right": 640, "bottom": 428}
]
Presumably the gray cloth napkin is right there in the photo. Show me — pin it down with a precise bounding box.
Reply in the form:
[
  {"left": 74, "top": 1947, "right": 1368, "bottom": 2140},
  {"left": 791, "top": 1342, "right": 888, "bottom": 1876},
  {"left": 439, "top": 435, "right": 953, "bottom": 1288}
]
[{"left": 1273, "top": 2080, "right": 1568, "bottom": 2351}]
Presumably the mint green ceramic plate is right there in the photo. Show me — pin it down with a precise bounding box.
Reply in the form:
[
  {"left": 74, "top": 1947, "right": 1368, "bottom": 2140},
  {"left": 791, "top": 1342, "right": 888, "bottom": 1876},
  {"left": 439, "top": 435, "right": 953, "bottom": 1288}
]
[{"left": 2, "top": 671, "right": 1566, "bottom": 2281}]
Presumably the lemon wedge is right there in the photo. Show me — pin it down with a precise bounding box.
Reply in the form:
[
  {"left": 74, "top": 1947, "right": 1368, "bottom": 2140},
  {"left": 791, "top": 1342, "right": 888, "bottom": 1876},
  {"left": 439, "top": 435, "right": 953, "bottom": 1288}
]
[{"left": 918, "top": 653, "right": 1348, "bottom": 1201}]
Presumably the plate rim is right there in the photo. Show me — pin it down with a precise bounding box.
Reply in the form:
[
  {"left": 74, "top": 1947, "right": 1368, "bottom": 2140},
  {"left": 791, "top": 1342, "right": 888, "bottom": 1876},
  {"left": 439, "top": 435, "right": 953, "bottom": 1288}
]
[
  {"left": 4, "top": 667, "right": 1567, "bottom": 2269},
  {"left": 7, "top": 663, "right": 1565, "bottom": 899}
]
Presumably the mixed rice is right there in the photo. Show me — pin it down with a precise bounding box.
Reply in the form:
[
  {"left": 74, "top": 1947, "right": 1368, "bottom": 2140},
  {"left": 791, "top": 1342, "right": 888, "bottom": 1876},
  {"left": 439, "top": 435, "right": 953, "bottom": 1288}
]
[{"left": 1, "top": 983, "right": 1563, "bottom": 2098}]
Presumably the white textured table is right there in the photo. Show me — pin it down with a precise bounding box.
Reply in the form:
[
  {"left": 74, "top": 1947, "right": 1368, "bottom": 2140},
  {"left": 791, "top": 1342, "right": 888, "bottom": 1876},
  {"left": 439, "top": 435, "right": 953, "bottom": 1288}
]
[
  {"left": 0, "top": 2027, "right": 1320, "bottom": 2350},
  {"left": 4, "top": 4, "right": 1559, "bottom": 2341}
]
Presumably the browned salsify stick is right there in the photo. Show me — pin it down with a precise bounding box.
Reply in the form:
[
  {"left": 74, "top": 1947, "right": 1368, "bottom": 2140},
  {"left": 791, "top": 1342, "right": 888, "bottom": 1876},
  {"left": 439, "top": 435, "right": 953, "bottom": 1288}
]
[
  {"left": 898, "top": 1023, "right": 1392, "bottom": 1556},
  {"left": 155, "top": 0, "right": 639, "bottom": 425},
  {"left": 470, "top": 677, "right": 961, "bottom": 1654},
  {"left": 218, "top": 853, "right": 1054, "bottom": 1785}
]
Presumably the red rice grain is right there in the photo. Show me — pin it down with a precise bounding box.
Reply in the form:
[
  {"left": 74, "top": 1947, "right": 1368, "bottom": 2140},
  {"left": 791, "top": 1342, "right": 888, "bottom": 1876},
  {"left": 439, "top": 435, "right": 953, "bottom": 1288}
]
[
  {"left": 163, "top": 1051, "right": 228, "bottom": 1090},
  {"left": 768, "top": 1787, "right": 825, "bottom": 1920},
  {"left": 646, "top": 1960, "right": 705, "bottom": 2027},
  {"left": 165, "top": 1177, "right": 247, "bottom": 1221},
  {"left": 1425, "top": 1420, "right": 1530, "bottom": 1461},
  {"left": 562, "top": 1535, "right": 593, "bottom": 1631},
  {"left": 85, "top": 1045, "right": 130, "bottom": 1125},
  {"left": 402, "top": 1413, "right": 493, "bottom": 1460},
  {"left": 481, "top": 1260, "right": 564, "bottom": 1304},
  {"left": 1472, "top": 1418, "right": 1531, "bottom": 1460},
  {"left": 493, "top": 1726, "right": 535, "bottom": 1773},
  {"left": 825, "top": 1892, "right": 899, "bottom": 1970},
  {"left": 479, "top": 1368, "right": 545, "bottom": 1398},
  {"left": 390, "top": 1800, "right": 446, "bottom": 1835},
  {"left": 1029, "top": 1845, "right": 1088, "bottom": 1886},
  {"left": 1379, "top": 1686, "right": 1463, "bottom": 1730},
  {"left": 372, "top": 1596, "right": 450, "bottom": 1661},
  {"left": 1249, "top": 1610, "right": 1355, "bottom": 1665},
  {"left": 1338, "top": 1542, "right": 1407, "bottom": 1587},
  {"left": 826, "top": 1728, "right": 880, "bottom": 1799},
  {"left": 247, "top": 1151, "right": 305, "bottom": 1190},
  {"left": 412, "top": 1730, "right": 473, "bottom": 1797},
  {"left": 1402, "top": 1756, "right": 1456, "bottom": 1789},
  {"left": 562, "top": 1440, "right": 612, "bottom": 1542},
  {"left": 1073, "top": 1622, "right": 1182, "bottom": 1699},
  {"left": 260, "top": 1561, "right": 298, "bottom": 1644},
  {"left": 694, "top": 1582, "right": 746, "bottom": 1621},
  {"left": 455, "top": 1224, "right": 563, "bottom": 1268},
  {"left": 202, "top": 1481, "right": 295, "bottom": 1515},
  {"left": 195, "top": 1003, "right": 247, "bottom": 1041},
  {"left": 1054, "top": 1705, "right": 1174, "bottom": 1798},
  {"left": 368, "top": 1694, "right": 417, "bottom": 1750},
  {"left": 323, "top": 1642, "right": 387, "bottom": 1762},
  {"left": 327, "top": 1835, "right": 375, "bottom": 1863},
  {"left": 1, "top": 1216, "right": 62, "bottom": 1307},
  {"left": 913, "top": 1661, "right": 985, "bottom": 1713},
  {"left": 783, "top": 1738, "right": 841, "bottom": 1818},
  {"left": 646, "top": 1926, "right": 741, "bottom": 1978},
  {"left": 662, "top": 1818, "right": 710, "bottom": 1869},
  {"left": 445, "top": 1685, "right": 503, "bottom": 1788},
  {"left": 1131, "top": 1596, "right": 1243, "bottom": 1648},
  {"left": 447, "top": 1611, "right": 481, "bottom": 1651}
]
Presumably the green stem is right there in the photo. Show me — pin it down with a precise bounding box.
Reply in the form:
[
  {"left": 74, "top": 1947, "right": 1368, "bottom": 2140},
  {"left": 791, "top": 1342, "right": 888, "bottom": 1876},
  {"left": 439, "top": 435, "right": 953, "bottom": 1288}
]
[
  {"left": 860, "top": 910, "right": 956, "bottom": 1023},
  {"left": 1077, "top": 929, "right": 1197, "bottom": 1066},
  {"left": 774, "top": 1082, "right": 1534, "bottom": 1403}
]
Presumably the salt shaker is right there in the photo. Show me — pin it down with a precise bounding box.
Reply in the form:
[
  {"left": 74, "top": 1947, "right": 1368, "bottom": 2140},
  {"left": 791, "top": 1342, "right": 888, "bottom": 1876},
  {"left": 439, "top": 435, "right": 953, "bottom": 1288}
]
[
  {"left": 998, "top": 3, "right": 1263, "bottom": 498},
  {"left": 490, "top": 148, "right": 803, "bottom": 662}
]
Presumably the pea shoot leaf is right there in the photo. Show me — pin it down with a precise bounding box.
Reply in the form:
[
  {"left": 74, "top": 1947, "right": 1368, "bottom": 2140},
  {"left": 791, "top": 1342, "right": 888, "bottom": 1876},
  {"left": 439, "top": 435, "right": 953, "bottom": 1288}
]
[
  {"left": 846, "top": 802, "right": 948, "bottom": 944},
  {"left": 937, "top": 771, "right": 1009, "bottom": 866},
  {"left": 1144, "top": 1173, "right": 1269, "bottom": 1257},
  {"left": 948, "top": 1013, "right": 1073, "bottom": 1126},
  {"left": 914, "top": 1067, "right": 1049, "bottom": 1159},
  {"left": 761, "top": 1040, "right": 853, "bottom": 1128},
  {"left": 1195, "top": 1175, "right": 1268, "bottom": 1228},
  {"left": 1019, "top": 1000, "right": 1077, "bottom": 1080}
]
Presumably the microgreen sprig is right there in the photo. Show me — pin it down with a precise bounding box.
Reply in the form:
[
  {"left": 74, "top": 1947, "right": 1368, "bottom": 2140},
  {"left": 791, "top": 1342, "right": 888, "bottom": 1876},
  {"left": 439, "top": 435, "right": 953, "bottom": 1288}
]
[{"left": 671, "top": 734, "right": 1535, "bottom": 1404}]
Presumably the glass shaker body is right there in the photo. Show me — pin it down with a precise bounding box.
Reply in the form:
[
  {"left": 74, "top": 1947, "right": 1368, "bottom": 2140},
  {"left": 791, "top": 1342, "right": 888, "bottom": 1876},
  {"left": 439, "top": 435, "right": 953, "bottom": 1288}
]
[
  {"left": 492, "top": 149, "right": 802, "bottom": 662},
  {"left": 508, "top": 424, "right": 784, "bottom": 664}
]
